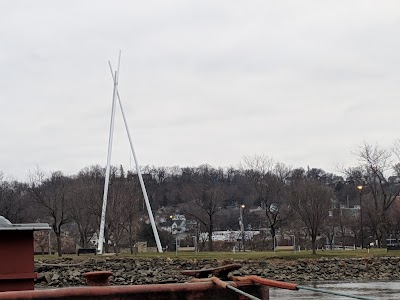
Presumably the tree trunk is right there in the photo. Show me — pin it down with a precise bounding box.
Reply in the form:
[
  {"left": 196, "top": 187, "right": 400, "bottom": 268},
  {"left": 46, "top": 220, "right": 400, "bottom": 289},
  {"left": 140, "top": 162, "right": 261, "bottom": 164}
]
[
  {"left": 207, "top": 229, "right": 213, "bottom": 251},
  {"left": 376, "top": 232, "right": 383, "bottom": 248},
  {"left": 311, "top": 236, "right": 317, "bottom": 255},
  {"left": 113, "top": 243, "right": 118, "bottom": 256},
  {"left": 381, "top": 232, "right": 388, "bottom": 248},
  {"left": 354, "top": 233, "right": 358, "bottom": 249},
  {"left": 56, "top": 233, "right": 62, "bottom": 257},
  {"left": 328, "top": 232, "right": 334, "bottom": 250},
  {"left": 208, "top": 218, "right": 213, "bottom": 251},
  {"left": 329, "top": 238, "right": 333, "bottom": 250},
  {"left": 341, "top": 229, "right": 345, "bottom": 250},
  {"left": 115, "top": 234, "right": 120, "bottom": 256},
  {"left": 129, "top": 227, "right": 134, "bottom": 254},
  {"left": 104, "top": 237, "right": 109, "bottom": 253},
  {"left": 79, "top": 227, "right": 87, "bottom": 248},
  {"left": 270, "top": 226, "right": 276, "bottom": 251}
]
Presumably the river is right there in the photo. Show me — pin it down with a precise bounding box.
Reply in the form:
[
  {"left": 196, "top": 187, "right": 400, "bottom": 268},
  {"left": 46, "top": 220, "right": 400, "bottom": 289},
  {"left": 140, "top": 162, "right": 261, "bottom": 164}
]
[{"left": 269, "top": 281, "right": 400, "bottom": 299}]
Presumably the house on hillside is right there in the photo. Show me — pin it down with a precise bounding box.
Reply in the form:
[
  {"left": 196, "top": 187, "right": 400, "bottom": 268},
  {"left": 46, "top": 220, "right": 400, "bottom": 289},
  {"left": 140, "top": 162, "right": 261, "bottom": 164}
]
[
  {"left": 159, "top": 214, "right": 187, "bottom": 235},
  {"left": 171, "top": 219, "right": 186, "bottom": 235},
  {"left": 170, "top": 214, "right": 186, "bottom": 232}
]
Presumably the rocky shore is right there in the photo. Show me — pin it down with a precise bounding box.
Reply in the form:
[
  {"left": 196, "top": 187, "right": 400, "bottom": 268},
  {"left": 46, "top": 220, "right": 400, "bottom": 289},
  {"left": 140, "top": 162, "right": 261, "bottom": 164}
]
[{"left": 34, "top": 256, "right": 400, "bottom": 288}]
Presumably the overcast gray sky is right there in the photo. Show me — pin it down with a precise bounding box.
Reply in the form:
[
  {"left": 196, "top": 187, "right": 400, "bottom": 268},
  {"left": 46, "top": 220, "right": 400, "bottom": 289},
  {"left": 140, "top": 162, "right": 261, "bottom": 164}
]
[{"left": 1, "top": 1, "right": 400, "bottom": 180}]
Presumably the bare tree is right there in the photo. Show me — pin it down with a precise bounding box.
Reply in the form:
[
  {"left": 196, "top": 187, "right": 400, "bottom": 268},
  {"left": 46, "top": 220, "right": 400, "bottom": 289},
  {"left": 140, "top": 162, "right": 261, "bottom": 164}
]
[
  {"left": 0, "top": 177, "right": 33, "bottom": 223},
  {"left": 69, "top": 169, "right": 103, "bottom": 248},
  {"left": 34, "top": 230, "right": 49, "bottom": 255},
  {"left": 179, "top": 166, "right": 225, "bottom": 251},
  {"left": 0, "top": 179, "right": 19, "bottom": 222},
  {"left": 288, "top": 179, "right": 334, "bottom": 254},
  {"left": 121, "top": 173, "right": 143, "bottom": 254},
  {"left": 242, "top": 155, "right": 294, "bottom": 249},
  {"left": 346, "top": 142, "right": 400, "bottom": 247},
  {"left": 29, "top": 170, "right": 72, "bottom": 256},
  {"left": 107, "top": 178, "right": 135, "bottom": 255},
  {"left": 388, "top": 198, "right": 400, "bottom": 239},
  {"left": 181, "top": 184, "right": 225, "bottom": 251}
]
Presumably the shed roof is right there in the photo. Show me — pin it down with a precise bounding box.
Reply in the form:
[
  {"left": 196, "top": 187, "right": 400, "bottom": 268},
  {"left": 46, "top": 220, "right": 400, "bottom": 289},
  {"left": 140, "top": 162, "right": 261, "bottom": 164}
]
[{"left": 0, "top": 216, "right": 51, "bottom": 231}]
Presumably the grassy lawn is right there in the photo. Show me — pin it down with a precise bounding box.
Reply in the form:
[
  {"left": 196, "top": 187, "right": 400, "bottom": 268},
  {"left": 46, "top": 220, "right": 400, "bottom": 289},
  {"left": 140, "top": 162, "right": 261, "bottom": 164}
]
[{"left": 35, "top": 248, "right": 400, "bottom": 261}]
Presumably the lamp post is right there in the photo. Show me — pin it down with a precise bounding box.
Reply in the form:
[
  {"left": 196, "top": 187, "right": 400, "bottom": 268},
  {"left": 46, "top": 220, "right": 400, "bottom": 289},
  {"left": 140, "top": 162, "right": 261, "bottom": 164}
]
[
  {"left": 290, "top": 235, "right": 296, "bottom": 252},
  {"left": 192, "top": 236, "right": 198, "bottom": 254},
  {"left": 240, "top": 204, "right": 245, "bottom": 251},
  {"left": 169, "top": 215, "right": 174, "bottom": 234},
  {"left": 357, "top": 185, "right": 364, "bottom": 249}
]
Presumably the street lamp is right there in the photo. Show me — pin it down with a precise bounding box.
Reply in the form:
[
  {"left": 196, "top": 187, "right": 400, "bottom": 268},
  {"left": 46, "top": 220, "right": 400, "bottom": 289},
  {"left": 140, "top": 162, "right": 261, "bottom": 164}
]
[
  {"left": 357, "top": 185, "right": 364, "bottom": 249},
  {"left": 290, "top": 235, "right": 296, "bottom": 252},
  {"left": 169, "top": 215, "right": 174, "bottom": 234},
  {"left": 192, "top": 236, "right": 198, "bottom": 254},
  {"left": 240, "top": 204, "right": 245, "bottom": 251}
]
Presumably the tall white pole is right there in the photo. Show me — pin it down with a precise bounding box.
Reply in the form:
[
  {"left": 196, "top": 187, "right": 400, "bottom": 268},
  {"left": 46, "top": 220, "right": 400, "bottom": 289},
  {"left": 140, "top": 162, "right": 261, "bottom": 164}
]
[
  {"left": 108, "top": 63, "right": 163, "bottom": 253},
  {"left": 240, "top": 204, "right": 245, "bottom": 251},
  {"left": 97, "top": 52, "right": 121, "bottom": 254}
]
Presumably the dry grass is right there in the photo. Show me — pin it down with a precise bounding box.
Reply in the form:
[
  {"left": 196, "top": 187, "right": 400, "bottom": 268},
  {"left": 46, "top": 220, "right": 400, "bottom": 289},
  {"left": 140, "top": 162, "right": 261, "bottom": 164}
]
[{"left": 35, "top": 248, "right": 399, "bottom": 261}]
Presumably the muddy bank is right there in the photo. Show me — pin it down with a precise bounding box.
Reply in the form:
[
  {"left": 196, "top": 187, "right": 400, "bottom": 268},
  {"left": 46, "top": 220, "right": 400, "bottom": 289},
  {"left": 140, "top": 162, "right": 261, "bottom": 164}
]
[{"left": 34, "top": 256, "right": 400, "bottom": 288}]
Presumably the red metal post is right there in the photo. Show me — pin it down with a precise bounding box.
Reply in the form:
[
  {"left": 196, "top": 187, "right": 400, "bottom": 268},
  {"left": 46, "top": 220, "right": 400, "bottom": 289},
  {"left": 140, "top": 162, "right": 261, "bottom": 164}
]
[
  {"left": 0, "top": 230, "right": 36, "bottom": 292},
  {"left": 0, "top": 281, "right": 269, "bottom": 299},
  {"left": 83, "top": 271, "right": 113, "bottom": 286}
]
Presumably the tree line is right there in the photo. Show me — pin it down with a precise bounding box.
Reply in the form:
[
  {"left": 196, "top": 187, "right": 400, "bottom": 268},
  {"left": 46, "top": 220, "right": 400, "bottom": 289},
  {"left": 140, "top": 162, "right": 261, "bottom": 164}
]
[{"left": 1, "top": 141, "right": 400, "bottom": 256}]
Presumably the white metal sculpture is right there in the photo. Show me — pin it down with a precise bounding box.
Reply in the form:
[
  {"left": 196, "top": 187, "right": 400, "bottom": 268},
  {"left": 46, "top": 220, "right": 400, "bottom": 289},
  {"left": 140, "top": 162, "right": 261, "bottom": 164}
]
[{"left": 97, "top": 52, "right": 163, "bottom": 253}]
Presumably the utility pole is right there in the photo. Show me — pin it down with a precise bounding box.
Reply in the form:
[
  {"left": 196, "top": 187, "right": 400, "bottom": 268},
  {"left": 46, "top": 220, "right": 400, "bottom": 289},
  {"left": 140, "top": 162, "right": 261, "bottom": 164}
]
[
  {"left": 240, "top": 204, "right": 245, "bottom": 251},
  {"left": 357, "top": 185, "right": 364, "bottom": 249}
]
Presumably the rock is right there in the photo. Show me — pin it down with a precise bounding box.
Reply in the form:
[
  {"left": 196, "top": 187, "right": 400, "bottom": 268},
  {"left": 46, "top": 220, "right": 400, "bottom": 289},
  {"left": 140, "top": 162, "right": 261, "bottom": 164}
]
[
  {"left": 34, "top": 256, "right": 400, "bottom": 288},
  {"left": 44, "top": 272, "right": 53, "bottom": 283},
  {"left": 35, "top": 273, "right": 46, "bottom": 283},
  {"left": 51, "top": 273, "right": 60, "bottom": 281}
]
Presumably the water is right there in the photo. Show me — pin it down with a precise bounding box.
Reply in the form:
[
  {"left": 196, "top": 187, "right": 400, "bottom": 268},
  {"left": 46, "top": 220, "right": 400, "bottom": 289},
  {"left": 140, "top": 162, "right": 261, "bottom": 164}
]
[{"left": 269, "top": 281, "right": 400, "bottom": 299}]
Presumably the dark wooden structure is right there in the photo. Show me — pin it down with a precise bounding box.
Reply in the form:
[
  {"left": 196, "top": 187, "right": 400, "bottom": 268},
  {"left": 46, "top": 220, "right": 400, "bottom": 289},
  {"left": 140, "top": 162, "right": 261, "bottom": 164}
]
[{"left": 77, "top": 248, "right": 97, "bottom": 255}]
